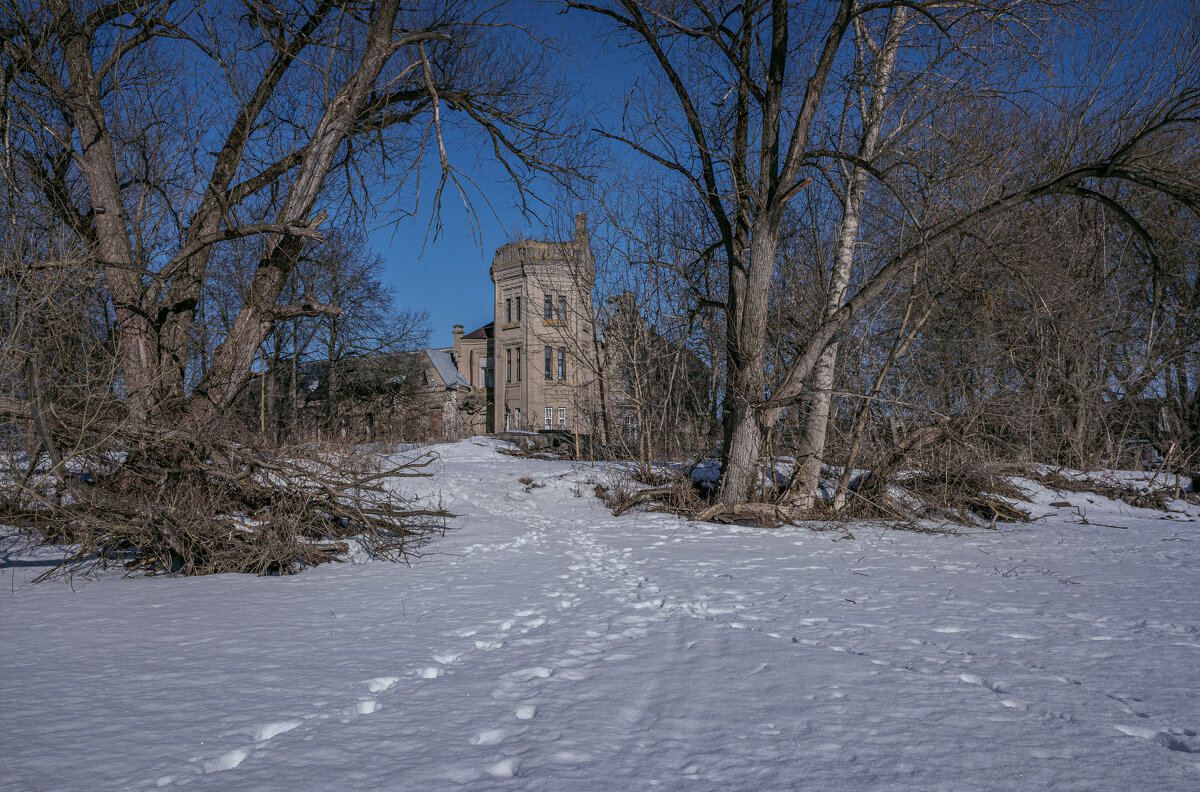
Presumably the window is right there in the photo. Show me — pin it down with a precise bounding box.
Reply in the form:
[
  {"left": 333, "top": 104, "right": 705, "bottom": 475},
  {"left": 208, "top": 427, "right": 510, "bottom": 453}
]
[
  {"left": 516, "top": 347, "right": 521, "bottom": 381},
  {"left": 557, "top": 348, "right": 566, "bottom": 380},
  {"left": 505, "top": 410, "right": 511, "bottom": 431},
  {"left": 544, "top": 347, "right": 552, "bottom": 379},
  {"left": 469, "top": 351, "right": 475, "bottom": 388},
  {"left": 505, "top": 349, "right": 512, "bottom": 382},
  {"left": 557, "top": 296, "right": 567, "bottom": 320},
  {"left": 545, "top": 407, "right": 553, "bottom": 430},
  {"left": 558, "top": 407, "right": 566, "bottom": 429},
  {"left": 515, "top": 296, "right": 521, "bottom": 321},
  {"left": 544, "top": 295, "right": 552, "bottom": 320},
  {"left": 514, "top": 408, "right": 521, "bottom": 429},
  {"left": 505, "top": 298, "right": 511, "bottom": 323}
]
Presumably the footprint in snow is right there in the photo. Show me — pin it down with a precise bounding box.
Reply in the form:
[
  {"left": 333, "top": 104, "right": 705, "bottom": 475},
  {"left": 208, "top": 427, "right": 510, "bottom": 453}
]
[
  {"left": 471, "top": 726, "right": 521, "bottom": 746},
  {"left": 202, "top": 748, "right": 250, "bottom": 774},
  {"left": 486, "top": 757, "right": 521, "bottom": 778},
  {"left": 1114, "top": 724, "right": 1200, "bottom": 753},
  {"left": 1105, "top": 692, "right": 1149, "bottom": 718},
  {"left": 958, "top": 673, "right": 1007, "bottom": 694},
  {"left": 505, "top": 666, "right": 553, "bottom": 681},
  {"left": 251, "top": 720, "right": 302, "bottom": 742},
  {"left": 344, "top": 699, "right": 380, "bottom": 716},
  {"left": 197, "top": 718, "right": 303, "bottom": 776},
  {"left": 366, "top": 676, "right": 400, "bottom": 694}
]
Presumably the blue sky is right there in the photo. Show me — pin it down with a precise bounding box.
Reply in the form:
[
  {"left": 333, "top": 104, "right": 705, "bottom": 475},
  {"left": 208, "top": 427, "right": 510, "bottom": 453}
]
[
  {"left": 369, "top": 170, "right": 530, "bottom": 348},
  {"left": 369, "top": 4, "right": 627, "bottom": 348}
]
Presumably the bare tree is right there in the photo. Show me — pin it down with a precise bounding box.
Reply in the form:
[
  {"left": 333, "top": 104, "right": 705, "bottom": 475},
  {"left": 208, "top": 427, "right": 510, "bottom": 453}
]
[
  {"left": 0, "top": 0, "right": 570, "bottom": 574},
  {"left": 574, "top": 0, "right": 1200, "bottom": 513}
]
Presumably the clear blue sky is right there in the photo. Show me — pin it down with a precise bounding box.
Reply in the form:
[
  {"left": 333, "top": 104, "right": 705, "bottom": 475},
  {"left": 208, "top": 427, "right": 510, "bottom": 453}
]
[{"left": 369, "top": 168, "right": 533, "bottom": 349}]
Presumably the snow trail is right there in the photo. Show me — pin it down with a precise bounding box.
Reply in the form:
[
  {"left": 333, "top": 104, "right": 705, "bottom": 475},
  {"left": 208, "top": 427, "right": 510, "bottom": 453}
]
[{"left": 2, "top": 439, "right": 1198, "bottom": 790}]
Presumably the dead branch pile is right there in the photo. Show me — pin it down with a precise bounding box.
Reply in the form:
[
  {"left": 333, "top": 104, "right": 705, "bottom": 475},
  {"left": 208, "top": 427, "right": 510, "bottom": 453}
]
[
  {"left": 594, "top": 474, "right": 706, "bottom": 518},
  {"left": 839, "top": 434, "right": 1030, "bottom": 526},
  {"left": 590, "top": 467, "right": 801, "bottom": 528},
  {"left": 1, "top": 413, "right": 454, "bottom": 579},
  {"left": 901, "top": 470, "right": 1030, "bottom": 523},
  {"left": 1029, "top": 470, "right": 1184, "bottom": 511}
]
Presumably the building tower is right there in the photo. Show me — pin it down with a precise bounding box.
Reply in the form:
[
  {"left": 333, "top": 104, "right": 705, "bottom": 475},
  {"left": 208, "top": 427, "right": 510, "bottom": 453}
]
[{"left": 490, "top": 213, "right": 596, "bottom": 434}]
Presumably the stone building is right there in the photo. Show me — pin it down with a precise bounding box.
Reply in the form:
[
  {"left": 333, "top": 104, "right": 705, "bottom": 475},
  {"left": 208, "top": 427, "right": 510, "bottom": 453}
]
[
  {"left": 447, "top": 322, "right": 494, "bottom": 434},
  {"left": 485, "top": 213, "right": 597, "bottom": 435},
  {"left": 272, "top": 214, "right": 598, "bottom": 445}
]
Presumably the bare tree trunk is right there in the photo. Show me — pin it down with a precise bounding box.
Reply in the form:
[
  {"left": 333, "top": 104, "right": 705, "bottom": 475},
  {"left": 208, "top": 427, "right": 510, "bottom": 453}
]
[
  {"left": 714, "top": 0, "right": 855, "bottom": 509},
  {"left": 291, "top": 327, "right": 300, "bottom": 441},
  {"left": 186, "top": 0, "right": 411, "bottom": 422},
  {"left": 719, "top": 221, "right": 780, "bottom": 506},
  {"left": 52, "top": 0, "right": 157, "bottom": 422},
  {"left": 789, "top": 7, "right": 908, "bottom": 508}
]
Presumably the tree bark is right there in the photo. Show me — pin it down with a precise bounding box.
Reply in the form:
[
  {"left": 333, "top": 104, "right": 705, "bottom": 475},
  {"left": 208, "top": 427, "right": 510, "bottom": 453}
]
[
  {"left": 185, "top": 0, "right": 412, "bottom": 422},
  {"left": 789, "top": 7, "right": 908, "bottom": 508},
  {"left": 713, "top": 0, "right": 854, "bottom": 510},
  {"left": 53, "top": 0, "right": 157, "bottom": 422}
]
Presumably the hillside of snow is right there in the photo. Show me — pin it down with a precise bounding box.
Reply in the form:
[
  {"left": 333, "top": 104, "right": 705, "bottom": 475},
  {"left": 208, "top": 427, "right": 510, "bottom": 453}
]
[{"left": 2, "top": 439, "right": 1198, "bottom": 791}]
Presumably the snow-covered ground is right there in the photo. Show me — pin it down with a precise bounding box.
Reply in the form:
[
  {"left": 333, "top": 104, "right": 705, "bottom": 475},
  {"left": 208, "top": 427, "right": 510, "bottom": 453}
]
[{"left": 2, "top": 439, "right": 1198, "bottom": 791}]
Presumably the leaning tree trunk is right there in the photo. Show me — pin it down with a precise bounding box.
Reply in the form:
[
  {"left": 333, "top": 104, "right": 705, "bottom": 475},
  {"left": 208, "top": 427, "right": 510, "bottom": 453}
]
[
  {"left": 788, "top": 7, "right": 908, "bottom": 509},
  {"left": 155, "top": 0, "right": 338, "bottom": 409},
  {"left": 185, "top": 0, "right": 406, "bottom": 424}
]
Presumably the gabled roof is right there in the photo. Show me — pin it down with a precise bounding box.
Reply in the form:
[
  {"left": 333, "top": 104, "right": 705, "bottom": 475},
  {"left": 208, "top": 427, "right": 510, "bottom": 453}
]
[
  {"left": 425, "top": 348, "right": 469, "bottom": 389},
  {"left": 463, "top": 322, "right": 493, "bottom": 340}
]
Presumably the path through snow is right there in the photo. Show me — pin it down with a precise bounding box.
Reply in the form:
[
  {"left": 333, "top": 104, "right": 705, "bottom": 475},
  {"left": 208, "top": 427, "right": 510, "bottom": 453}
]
[{"left": 2, "top": 439, "right": 1198, "bottom": 790}]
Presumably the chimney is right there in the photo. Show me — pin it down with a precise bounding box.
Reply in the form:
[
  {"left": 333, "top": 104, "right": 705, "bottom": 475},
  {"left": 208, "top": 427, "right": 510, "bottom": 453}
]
[{"left": 574, "top": 212, "right": 588, "bottom": 246}]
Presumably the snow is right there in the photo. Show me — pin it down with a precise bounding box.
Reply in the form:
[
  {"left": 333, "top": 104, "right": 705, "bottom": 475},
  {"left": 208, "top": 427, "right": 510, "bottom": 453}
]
[{"left": 2, "top": 438, "right": 1198, "bottom": 791}]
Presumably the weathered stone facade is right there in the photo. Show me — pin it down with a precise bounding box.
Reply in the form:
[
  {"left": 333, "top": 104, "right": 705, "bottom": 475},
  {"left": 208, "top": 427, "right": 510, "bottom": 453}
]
[{"left": 484, "top": 213, "right": 597, "bottom": 435}]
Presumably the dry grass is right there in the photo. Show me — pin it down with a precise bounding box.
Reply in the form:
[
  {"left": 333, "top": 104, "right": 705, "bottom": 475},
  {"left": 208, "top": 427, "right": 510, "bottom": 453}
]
[{"left": 518, "top": 475, "right": 545, "bottom": 492}]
